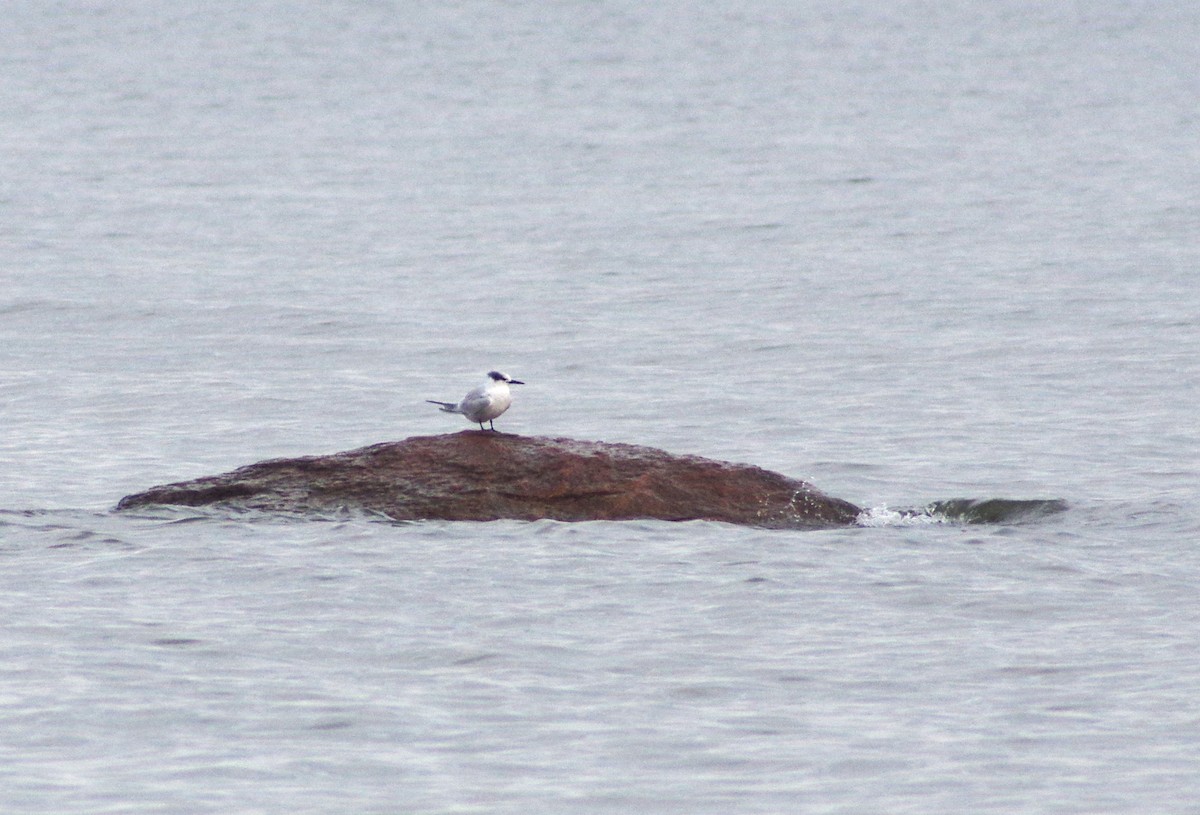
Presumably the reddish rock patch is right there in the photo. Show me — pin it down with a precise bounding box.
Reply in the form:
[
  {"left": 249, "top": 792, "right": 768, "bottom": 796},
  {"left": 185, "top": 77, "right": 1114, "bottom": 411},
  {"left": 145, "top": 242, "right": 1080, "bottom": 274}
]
[{"left": 117, "top": 432, "right": 861, "bottom": 528}]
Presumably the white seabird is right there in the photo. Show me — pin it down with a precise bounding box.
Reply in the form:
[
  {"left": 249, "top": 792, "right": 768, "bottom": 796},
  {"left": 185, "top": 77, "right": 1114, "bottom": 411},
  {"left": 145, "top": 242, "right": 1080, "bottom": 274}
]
[{"left": 426, "top": 370, "right": 525, "bottom": 431}]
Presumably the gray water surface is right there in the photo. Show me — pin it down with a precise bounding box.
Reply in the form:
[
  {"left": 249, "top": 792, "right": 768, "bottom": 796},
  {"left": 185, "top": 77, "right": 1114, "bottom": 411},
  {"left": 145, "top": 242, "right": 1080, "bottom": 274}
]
[{"left": 3, "top": 1, "right": 1199, "bottom": 812}]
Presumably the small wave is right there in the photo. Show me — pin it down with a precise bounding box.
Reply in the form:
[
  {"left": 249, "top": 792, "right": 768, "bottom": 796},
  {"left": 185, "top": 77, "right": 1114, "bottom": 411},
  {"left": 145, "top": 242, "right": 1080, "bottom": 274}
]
[
  {"left": 856, "top": 505, "right": 953, "bottom": 527},
  {"left": 856, "top": 498, "right": 1068, "bottom": 527}
]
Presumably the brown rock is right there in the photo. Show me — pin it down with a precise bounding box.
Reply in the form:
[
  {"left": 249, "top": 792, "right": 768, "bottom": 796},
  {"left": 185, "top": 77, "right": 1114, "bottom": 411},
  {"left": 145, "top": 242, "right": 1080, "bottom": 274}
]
[{"left": 116, "top": 432, "right": 862, "bottom": 528}]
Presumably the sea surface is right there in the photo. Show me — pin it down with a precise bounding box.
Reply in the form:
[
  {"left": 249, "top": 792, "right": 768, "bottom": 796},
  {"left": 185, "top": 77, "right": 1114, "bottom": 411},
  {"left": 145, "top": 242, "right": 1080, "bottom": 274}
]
[{"left": 3, "top": 1, "right": 1199, "bottom": 812}]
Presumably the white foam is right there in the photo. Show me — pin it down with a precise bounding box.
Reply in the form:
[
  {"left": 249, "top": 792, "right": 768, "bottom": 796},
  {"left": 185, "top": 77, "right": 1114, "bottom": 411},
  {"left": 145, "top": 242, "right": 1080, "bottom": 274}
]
[{"left": 855, "top": 504, "right": 952, "bottom": 527}]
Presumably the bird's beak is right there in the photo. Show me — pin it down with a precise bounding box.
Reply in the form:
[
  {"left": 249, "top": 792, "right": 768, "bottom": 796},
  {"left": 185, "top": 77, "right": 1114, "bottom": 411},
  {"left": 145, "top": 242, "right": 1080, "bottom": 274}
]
[{"left": 509, "top": 379, "right": 525, "bottom": 385}]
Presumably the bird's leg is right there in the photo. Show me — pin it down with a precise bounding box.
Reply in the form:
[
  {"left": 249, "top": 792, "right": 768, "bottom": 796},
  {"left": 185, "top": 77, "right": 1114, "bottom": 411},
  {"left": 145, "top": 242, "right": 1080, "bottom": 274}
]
[{"left": 488, "top": 420, "right": 496, "bottom": 431}]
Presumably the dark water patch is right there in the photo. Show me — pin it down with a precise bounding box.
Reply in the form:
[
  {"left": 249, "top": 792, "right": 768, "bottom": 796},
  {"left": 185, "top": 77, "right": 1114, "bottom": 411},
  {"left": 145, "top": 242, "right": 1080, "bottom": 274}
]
[
  {"left": 451, "top": 652, "right": 501, "bottom": 667},
  {"left": 150, "top": 638, "right": 205, "bottom": 647},
  {"left": 857, "top": 498, "right": 1068, "bottom": 527},
  {"left": 310, "top": 719, "right": 354, "bottom": 731},
  {"left": 926, "top": 498, "right": 1069, "bottom": 524}
]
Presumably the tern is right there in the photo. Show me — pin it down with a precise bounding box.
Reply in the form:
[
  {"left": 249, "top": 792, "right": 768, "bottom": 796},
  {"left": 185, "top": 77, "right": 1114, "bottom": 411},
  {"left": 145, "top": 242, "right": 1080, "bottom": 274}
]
[{"left": 427, "top": 371, "right": 524, "bottom": 431}]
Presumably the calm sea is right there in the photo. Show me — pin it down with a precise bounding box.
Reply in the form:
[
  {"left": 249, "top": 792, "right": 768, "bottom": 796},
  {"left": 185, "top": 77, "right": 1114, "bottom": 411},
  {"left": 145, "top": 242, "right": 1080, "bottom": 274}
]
[{"left": 3, "top": 1, "right": 1198, "bottom": 812}]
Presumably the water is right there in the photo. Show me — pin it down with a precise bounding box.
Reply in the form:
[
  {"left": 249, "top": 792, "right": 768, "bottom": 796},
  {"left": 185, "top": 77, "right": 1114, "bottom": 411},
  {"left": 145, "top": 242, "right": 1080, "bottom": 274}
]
[{"left": 2, "top": 1, "right": 1198, "bottom": 811}]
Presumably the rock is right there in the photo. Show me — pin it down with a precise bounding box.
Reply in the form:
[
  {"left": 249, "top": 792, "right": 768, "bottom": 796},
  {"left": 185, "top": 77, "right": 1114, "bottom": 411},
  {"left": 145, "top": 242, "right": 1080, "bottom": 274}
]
[{"left": 116, "top": 432, "right": 862, "bottom": 528}]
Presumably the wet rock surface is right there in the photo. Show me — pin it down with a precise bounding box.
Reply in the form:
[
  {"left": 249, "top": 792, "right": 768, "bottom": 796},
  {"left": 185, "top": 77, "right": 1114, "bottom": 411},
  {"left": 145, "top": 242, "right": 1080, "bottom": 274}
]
[{"left": 117, "top": 432, "right": 863, "bottom": 529}]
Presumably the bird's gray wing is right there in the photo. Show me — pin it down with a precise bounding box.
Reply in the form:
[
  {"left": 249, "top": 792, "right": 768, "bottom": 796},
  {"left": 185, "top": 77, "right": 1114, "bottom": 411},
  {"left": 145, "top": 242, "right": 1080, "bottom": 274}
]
[{"left": 457, "top": 387, "right": 494, "bottom": 418}]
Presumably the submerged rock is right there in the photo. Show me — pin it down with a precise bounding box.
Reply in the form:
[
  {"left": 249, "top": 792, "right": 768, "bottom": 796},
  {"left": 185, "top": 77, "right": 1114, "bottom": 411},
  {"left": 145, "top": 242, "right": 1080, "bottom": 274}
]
[
  {"left": 116, "top": 432, "right": 862, "bottom": 529},
  {"left": 923, "top": 497, "right": 1069, "bottom": 524}
]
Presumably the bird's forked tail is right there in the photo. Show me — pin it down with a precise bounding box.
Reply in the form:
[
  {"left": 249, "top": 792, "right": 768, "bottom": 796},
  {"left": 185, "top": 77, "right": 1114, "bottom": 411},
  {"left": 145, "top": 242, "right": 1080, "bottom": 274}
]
[{"left": 425, "top": 400, "right": 459, "bottom": 413}]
